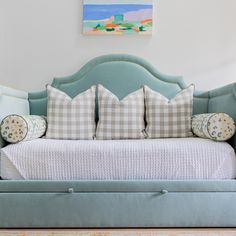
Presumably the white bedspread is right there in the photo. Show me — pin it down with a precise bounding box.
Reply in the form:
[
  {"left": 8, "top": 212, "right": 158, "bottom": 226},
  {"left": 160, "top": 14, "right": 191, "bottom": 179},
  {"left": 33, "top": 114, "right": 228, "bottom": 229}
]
[{"left": 1, "top": 138, "right": 236, "bottom": 180}]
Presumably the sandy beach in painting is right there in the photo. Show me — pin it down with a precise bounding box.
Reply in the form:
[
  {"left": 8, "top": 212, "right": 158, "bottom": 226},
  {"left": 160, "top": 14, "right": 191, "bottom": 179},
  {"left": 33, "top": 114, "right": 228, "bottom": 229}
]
[{"left": 83, "top": 0, "right": 153, "bottom": 35}]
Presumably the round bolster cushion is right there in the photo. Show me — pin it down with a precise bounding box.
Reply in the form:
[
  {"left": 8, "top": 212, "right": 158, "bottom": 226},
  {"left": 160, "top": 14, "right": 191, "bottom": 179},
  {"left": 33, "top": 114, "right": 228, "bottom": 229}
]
[
  {"left": 191, "top": 113, "right": 235, "bottom": 141},
  {"left": 0, "top": 115, "right": 47, "bottom": 143}
]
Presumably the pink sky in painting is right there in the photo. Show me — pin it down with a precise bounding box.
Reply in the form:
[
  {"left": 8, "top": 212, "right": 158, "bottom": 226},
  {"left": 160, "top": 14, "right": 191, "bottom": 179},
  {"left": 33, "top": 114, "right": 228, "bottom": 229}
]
[{"left": 124, "top": 9, "right": 153, "bottom": 21}]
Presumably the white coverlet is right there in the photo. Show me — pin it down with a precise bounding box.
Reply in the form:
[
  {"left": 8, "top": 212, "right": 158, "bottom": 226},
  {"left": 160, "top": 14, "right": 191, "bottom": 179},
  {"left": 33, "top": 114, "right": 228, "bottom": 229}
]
[{"left": 1, "top": 138, "right": 236, "bottom": 180}]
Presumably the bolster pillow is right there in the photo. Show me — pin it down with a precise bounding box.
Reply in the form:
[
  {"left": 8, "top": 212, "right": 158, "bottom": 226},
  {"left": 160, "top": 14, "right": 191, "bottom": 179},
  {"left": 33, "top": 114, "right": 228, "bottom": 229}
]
[
  {"left": 0, "top": 115, "right": 47, "bottom": 143},
  {"left": 191, "top": 113, "right": 235, "bottom": 141}
]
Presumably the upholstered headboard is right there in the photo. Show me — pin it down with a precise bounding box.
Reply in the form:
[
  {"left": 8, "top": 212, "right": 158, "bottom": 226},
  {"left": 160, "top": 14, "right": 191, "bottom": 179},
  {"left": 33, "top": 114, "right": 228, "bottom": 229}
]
[
  {"left": 29, "top": 54, "right": 209, "bottom": 115},
  {"left": 26, "top": 54, "right": 236, "bottom": 150}
]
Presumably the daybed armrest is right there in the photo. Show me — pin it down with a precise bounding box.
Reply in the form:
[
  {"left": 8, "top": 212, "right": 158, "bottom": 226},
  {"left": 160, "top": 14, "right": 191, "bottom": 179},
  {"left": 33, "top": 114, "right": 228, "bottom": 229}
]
[
  {"left": 0, "top": 85, "right": 29, "bottom": 148},
  {"left": 208, "top": 83, "right": 236, "bottom": 151}
]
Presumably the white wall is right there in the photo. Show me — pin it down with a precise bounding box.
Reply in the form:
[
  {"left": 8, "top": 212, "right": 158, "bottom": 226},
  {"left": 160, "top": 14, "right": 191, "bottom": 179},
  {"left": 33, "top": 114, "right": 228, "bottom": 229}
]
[{"left": 0, "top": 0, "right": 236, "bottom": 92}]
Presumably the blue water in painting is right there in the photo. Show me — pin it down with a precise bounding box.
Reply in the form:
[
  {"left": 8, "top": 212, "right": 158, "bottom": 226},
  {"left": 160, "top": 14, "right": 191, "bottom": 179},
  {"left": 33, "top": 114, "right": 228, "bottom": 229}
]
[{"left": 83, "top": 4, "right": 152, "bottom": 21}]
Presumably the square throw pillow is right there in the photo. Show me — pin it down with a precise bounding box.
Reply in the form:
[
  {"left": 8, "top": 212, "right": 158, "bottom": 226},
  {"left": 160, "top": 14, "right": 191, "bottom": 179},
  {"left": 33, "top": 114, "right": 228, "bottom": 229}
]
[
  {"left": 96, "top": 85, "right": 145, "bottom": 140},
  {"left": 144, "top": 85, "right": 194, "bottom": 138},
  {"left": 46, "top": 85, "right": 96, "bottom": 140}
]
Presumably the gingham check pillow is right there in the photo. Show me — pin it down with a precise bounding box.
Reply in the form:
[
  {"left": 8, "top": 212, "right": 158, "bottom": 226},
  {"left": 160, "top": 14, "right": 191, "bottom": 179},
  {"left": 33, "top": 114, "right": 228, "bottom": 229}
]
[
  {"left": 144, "top": 85, "right": 194, "bottom": 138},
  {"left": 96, "top": 85, "right": 145, "bottom": 140},
  {"left": 46, "top": 85, "right": 96, "bottom": 140}
]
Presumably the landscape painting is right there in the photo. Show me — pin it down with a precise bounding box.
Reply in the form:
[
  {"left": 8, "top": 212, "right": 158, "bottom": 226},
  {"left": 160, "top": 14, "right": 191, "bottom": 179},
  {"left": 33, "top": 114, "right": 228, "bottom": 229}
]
[{"left": 83, "top": 0, "right": 153, "bottom": 35}]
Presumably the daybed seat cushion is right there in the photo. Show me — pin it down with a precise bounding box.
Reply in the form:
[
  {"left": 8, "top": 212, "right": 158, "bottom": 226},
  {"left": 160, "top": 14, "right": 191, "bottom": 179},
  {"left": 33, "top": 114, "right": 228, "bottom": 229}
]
[{"left": 1, "top": 138, "right": 235, "bottom": 180}]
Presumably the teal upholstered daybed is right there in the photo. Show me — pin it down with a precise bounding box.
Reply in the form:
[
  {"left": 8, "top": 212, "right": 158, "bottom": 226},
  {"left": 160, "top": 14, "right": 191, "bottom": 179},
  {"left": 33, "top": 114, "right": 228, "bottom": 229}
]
[{"left": 0, "top": 54, "right": 236, "bottom": 228}]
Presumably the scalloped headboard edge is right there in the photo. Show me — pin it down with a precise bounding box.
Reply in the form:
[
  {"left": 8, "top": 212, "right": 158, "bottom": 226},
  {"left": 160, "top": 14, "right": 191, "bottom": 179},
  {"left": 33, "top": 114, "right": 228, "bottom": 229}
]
[{"left": 29, "top": 54, "right": 209, "bottom": 115}]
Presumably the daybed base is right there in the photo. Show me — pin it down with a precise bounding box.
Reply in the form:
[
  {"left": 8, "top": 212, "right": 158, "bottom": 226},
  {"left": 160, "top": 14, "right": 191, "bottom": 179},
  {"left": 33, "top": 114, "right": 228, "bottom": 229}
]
[
  {"left": 0, "top": 180, "right": 236, "bottom": 228},
  {"left": 0, "top": 54, "right": 236, "bottom": 228}
]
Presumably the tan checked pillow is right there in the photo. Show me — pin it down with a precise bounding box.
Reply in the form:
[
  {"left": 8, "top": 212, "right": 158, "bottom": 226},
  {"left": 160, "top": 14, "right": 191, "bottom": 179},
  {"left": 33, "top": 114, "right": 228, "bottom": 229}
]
[
  {"left": 144, "top": 85, "right": 194, "bottom": 138},
  {"left": 46, "top": 85, "right": 96, "bottom": 140},
  {"left": 96, "top": 85, "right": 145, "bottom": 140}
]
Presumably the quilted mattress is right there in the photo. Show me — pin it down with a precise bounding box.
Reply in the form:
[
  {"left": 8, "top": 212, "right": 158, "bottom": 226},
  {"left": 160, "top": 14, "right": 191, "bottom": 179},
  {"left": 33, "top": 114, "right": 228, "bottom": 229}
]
[{"left": 0, "top": 137, "right": 236, "bottom": 180}]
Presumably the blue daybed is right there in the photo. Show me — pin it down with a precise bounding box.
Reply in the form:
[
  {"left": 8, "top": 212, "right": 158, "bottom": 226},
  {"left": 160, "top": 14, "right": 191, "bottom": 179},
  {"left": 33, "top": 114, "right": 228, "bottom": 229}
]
[{"left": 0, "top": 54, "right": 236, "bottom": 228}]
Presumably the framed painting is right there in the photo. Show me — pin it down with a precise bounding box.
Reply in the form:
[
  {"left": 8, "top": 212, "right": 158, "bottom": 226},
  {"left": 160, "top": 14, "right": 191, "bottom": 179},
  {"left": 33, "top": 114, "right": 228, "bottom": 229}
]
[{"left": 83, "top": 0, "right": 153, "bottom": 35}]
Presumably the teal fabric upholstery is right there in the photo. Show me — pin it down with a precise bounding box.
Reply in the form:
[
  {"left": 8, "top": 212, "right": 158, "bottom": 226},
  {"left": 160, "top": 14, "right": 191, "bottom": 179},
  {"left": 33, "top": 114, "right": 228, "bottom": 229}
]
[
  {"left": 1, "top": 180, "right": 236, "bottom": 192},
  {"left": 2, "top": 192, "right": 236, "bottom": 228},
  {"left": 0, "top": 86, "right": 29, "bottom": 148},
  {"left": 28, "top": 54, "right": 209, "bottom": 117}
]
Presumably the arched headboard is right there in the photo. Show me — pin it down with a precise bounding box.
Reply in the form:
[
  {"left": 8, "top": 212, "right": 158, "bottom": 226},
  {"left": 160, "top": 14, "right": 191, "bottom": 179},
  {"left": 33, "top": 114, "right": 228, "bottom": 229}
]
[{"left": 28, "top": 54, "right": 209, "bottom": 116}]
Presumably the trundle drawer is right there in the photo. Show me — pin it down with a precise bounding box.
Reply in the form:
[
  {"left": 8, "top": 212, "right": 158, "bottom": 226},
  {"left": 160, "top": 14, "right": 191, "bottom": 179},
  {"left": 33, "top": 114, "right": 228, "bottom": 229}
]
[{"left": 0, "top": 191, "right": 236, "bottom": 228}]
